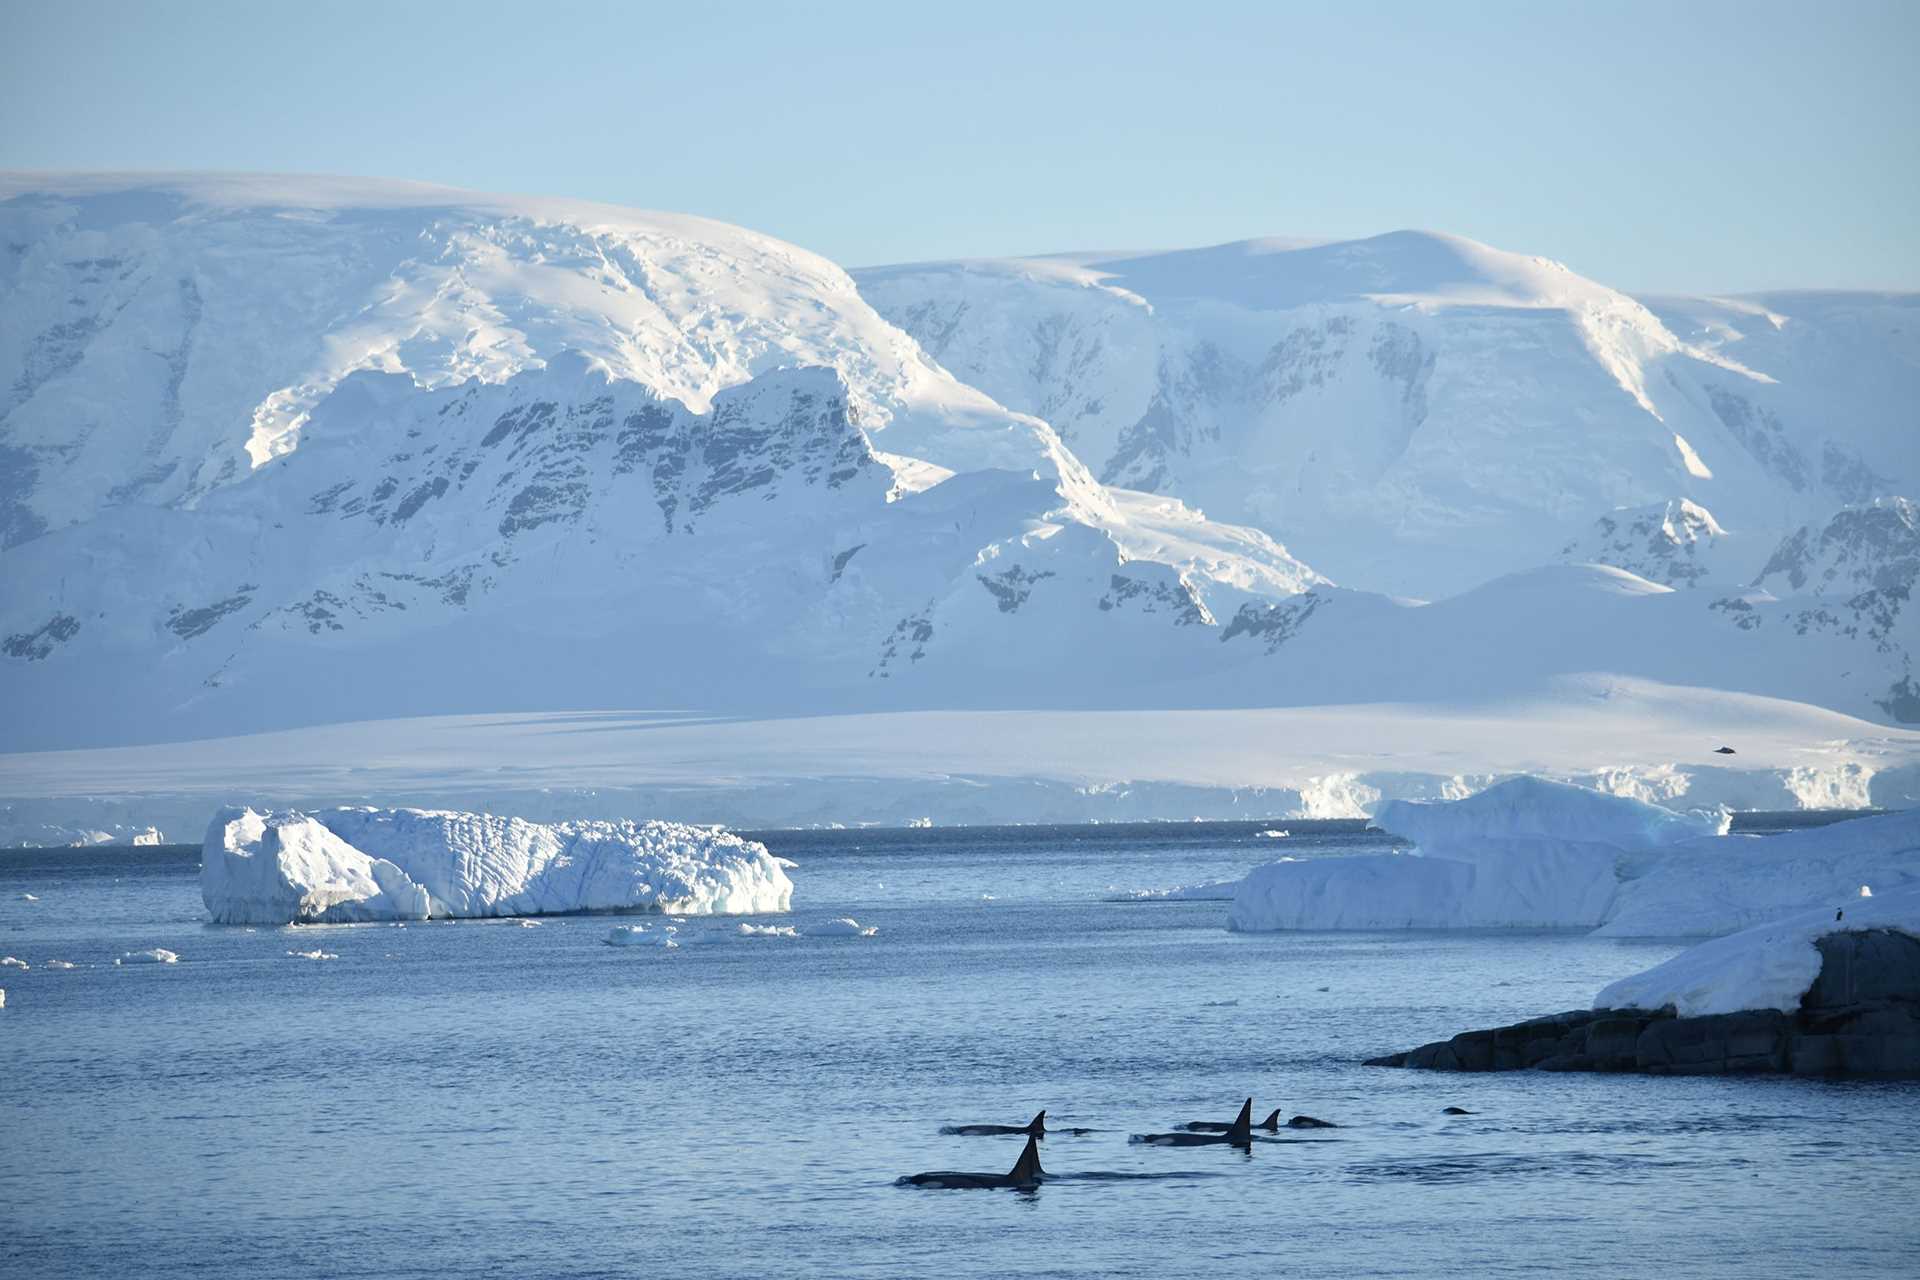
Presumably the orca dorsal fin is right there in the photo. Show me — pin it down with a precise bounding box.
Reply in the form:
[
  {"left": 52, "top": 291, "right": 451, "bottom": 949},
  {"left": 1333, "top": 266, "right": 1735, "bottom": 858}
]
[
  {"left": 1226, "top": 1098, "right": 1254, "bottom": 1145},
  {"left": 1259, "top": 1108, "right": 1281, "bottom": 1130},
  {"left": 1009, "top": 1133, "right": 1044, "bottom": 1186},
  {"left": 1026, "top": 1109, "right": 1046, "bottom": 1138}
]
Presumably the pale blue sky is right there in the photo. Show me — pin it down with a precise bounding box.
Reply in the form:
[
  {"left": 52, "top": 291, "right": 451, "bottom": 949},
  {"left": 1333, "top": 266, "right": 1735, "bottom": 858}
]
[{"left": 3, "top": 0, "right": 1914, "bottom": 293}]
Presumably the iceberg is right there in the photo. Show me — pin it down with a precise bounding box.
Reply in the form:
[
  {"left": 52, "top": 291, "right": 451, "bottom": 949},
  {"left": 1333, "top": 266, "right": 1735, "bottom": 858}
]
[
  {"left": 1230, "top": 777, "right": 1910, "bottom": 936},
  {"left": 116, "top": 949, "right": 179, "bottom": 965},
  {"left": 807, "top": 918, "right": 878, "bottom": 937},
  {"left": 605, "top": 924, "right": 677, "bottom": 948},
  {"left": 202, "top": 806, "right": 793, "bottom": 925},
  {"left": 1595, "top": 810, "right": 1920, "bottom": 936},
  {"left": 1595, "top": 884, "right": 1920, "bottom": 1017},
  {"left": 1372, "top": 776, "right": 1728, "bottom": 860}
]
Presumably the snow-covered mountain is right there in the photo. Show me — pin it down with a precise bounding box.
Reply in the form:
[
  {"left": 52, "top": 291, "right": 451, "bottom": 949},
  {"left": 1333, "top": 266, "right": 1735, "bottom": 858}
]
[
  {"left": 1, "top": 177, "right": 1915, "bottom": 760},
  {"left": 856, "top": 235, "right": 1918, "bottom": 598},
  {"left": 0, "top": 175, "right": 1326, "bottom": 749}
]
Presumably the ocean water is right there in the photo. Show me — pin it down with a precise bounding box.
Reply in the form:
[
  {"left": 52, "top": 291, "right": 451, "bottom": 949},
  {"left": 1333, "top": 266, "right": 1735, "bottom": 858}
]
[{"left": 2, "top": 819, "right": 1916, "bottom": 1279}]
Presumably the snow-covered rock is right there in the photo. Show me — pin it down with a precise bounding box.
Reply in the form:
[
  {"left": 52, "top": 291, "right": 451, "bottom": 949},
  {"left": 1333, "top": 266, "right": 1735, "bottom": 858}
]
[
  {"left": 201, "top": 805, "right": 793, "bottom": 925},
  {"left": 1595, "top": 885, "right": 1920, "bottom": 1017},
  {"left": 116, "top": 949, "right": 178, "bottom": 965},
  {"left": 1230, "top": 779, "right": 1911, "bottom": 935},
  {"left": 1559, "top": 499, "right": 1730, "bottom": 588},
  {"left": 1740, "top": 497, "right": 1920, "bottom": 722}
]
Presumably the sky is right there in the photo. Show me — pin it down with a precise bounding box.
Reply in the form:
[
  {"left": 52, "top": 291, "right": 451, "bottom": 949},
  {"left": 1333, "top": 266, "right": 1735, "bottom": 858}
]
[{"left": 3, "top": 0, "right": 1915, "bottom": 294}]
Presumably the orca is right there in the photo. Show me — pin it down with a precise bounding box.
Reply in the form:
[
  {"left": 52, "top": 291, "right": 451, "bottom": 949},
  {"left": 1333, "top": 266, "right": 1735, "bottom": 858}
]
[
  {"left": 1442, "top": 1106, "right": 1474, "bottom": 1115},
  {"left": 898, "top": 1133, "right": 1045, "bottom": 1190},
  {"left": 1285, "top": 1114, "right": 1338, "bottom": 1129},
  {"left": 1176, "top": 1107, "right": 1281, "bottom": 1133},
  {"left": 1134, "top": 1098, "right": 1255, "bottom": 1147},
  {"left": 940, "top": 1109, "right": 1047, "bottom": 1138},
  {"left": 1714, "top": 746, "right": 1737, "bottom": 755}
]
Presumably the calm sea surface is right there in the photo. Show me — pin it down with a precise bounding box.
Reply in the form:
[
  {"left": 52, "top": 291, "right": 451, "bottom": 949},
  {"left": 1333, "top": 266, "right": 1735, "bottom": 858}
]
[{"left": 2, "top": 818, "right": 1915, "bottom": 1279}]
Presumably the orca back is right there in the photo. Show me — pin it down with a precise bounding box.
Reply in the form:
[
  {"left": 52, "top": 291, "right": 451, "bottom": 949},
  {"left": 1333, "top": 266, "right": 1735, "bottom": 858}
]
[
  {"left": 1008, "top": 1133, "right": 1044, "bottom": 1186},
  {"left": 1259, "top": 1108, "right": 1281, "bottom": 1130},
  {"left": 1026, "top": 1109, "right": 1046, "bottom": 1138},
  {"left": 1226, "top": 1098, "right": 1254, "bottom": 1145}
]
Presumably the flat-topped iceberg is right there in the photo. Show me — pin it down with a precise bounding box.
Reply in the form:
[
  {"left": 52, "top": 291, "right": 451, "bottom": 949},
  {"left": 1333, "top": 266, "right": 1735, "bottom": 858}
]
[
  {"left": 203, "top": 806, "right": 793, "bottom": 925},
  {"left": 1230, "top": 777, "right": 1912, "bottom": 935},
  {"left": 1374, "top": 776, "right": 1728, "bottom": 861}
]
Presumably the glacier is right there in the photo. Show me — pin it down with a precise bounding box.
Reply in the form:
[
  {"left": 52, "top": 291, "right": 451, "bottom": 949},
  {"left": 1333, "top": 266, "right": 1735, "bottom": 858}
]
[
  {"left": 201, "top": 806, "right": 793, "bottom": 925},
  {"left": 1229, "top": 780, "right": 1918, "bottom": 936}
]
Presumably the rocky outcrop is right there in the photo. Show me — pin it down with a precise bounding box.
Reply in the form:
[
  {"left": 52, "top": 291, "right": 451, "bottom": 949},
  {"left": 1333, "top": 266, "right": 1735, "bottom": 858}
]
[{"left": 1365, "top": 929, "right": 1920, "bottom": 1079}]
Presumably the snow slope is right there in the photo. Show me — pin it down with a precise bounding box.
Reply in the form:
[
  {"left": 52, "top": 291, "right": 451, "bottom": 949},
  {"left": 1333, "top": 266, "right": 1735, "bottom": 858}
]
[
  {"left": 202, "top": 805, "right": 792, "bottom": 924},
  {"left": 857, "top": 235, "right": 1918, "bottom": 598}
]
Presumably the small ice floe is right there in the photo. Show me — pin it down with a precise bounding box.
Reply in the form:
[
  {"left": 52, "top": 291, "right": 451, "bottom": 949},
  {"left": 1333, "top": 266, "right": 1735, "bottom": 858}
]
[
  {"left": 517, "top": 919, "right": 541, "bottom": 927},
  {"left": 116, "top": 948, "right": 180, "bottom": 965},
  {"left": 1201, "top": 999, "right": 1240, "bottom": 1008},
  {"left": 738, "top": 923, "right": 800, "bottom": 938},
  {"left": 0, "top": 989, "right": 6, "bottom": 1009},
  {"left": 1113, "top": 879, "right": 1243, "bottom": 902},
  {"left": 286, "top": 949, "right": 338, "bottom": 961},
  {"left": 1861, "top": 885, "right": 1874, "bottom": 898},
  {"left": 44, "top": 960, "right": 76, "bottom": 970},
  {"left": 606, "top": 924, "right": 676, "bottom": 949},
  {"left": 1, "top": 957, "right": 27, "bottom": 970},
  {"left": 1256, "top": 829, "right": 1291, "bottom": 839},
  {"left": 807, "top": 918, "right": 878, "bottom": 938},
  {"left": 980, "top": 894, "right": 997, "bottom": 902},
  {"left": 907, "top": 817, "right": 933, "bottom": 829},
  {"left": 679, "top": 929, "right": 732, "bottom": 946},
  {"left": 19, "top": 894, "right": 39, "bottom": 902}
]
